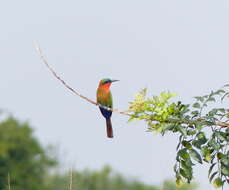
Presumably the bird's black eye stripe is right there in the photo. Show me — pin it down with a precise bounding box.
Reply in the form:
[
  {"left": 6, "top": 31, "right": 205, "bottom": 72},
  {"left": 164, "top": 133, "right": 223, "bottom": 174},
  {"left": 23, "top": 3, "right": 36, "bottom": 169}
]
[{"left": 103, "top": 80, "right": 112, "bottom": 84}]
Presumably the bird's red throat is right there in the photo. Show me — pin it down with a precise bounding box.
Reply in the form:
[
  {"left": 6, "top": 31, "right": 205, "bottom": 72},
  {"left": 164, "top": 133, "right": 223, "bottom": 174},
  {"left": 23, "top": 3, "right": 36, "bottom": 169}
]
[{"left": 101, "top": 83, "right": 111, "bottom": 91}]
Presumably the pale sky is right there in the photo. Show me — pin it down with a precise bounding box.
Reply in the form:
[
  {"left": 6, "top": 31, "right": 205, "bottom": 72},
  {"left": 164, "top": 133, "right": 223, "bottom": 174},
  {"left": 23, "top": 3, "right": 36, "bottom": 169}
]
[{"left": 1, "top": 1, "right": 229, "bottom": 190}]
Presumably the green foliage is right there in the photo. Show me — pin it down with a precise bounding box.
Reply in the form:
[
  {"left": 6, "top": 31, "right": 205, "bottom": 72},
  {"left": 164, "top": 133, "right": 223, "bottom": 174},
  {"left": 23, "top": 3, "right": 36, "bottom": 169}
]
[
  {"left": 0, "top": 114, "right": 197, "bottom": 190},
  {"left": 47, "top": 166, "right": 197, "bottom": 190},
  {"left": 129, "top": 86, "right": 229, "bottom": 189},
  {"left": 0, "top": 116, "right": 56, "bottom": 190},
  {"left": 162, "top": 180, "right": 197, "bottom": 190},
  {"left": 129, "top": 89, "right": 177, "bottom": 121}
]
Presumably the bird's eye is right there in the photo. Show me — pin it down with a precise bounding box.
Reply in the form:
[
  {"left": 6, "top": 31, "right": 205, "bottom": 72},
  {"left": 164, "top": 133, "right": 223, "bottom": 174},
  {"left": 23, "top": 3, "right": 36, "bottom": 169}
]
[{"left": 104, "top": 81, "right": 109, "bottom": 84}]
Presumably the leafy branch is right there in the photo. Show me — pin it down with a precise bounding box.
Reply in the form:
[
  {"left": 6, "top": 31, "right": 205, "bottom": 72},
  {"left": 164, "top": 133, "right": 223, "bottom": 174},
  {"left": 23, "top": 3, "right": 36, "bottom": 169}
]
[
  {"left": 128, "top": 88, "right": 229, "bottom": 188},
  {"left": 35, "top": 43, "right": 228, "bottom": 188}
]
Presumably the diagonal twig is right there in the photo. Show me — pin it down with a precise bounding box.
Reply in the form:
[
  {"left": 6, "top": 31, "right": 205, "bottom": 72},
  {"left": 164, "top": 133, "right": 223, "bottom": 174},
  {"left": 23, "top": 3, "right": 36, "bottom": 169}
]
[
  {"left": 34, "top": 41, "right": 131, "bottom": 116},
  {"left": 34, "top": 42, "right": 229, "bottom": 128}
]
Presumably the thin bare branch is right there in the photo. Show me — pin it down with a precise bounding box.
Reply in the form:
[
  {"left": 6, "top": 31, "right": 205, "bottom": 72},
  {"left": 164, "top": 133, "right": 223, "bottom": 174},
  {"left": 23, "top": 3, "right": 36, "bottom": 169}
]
[
  {"left": 34, "top": 42, "right": 229, "bottom": 128},
  {"left": 34, "top": 42, "right": 131, "bottom": 116},
  {"left": 215, "top": 121, "right": 229, "bottom": 128},
  {"left": 8, "top": 173, "right": 10, "bottom": 190},
  {"left": 69, "top": 168, "right": 73, "bottom": 190}
]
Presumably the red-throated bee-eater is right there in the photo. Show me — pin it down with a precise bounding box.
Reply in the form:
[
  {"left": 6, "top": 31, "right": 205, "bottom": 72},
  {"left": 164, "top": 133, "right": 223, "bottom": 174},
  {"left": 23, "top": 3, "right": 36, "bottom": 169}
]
[{"left": 96, "top": 78, "right": 119, "bottom": 138}]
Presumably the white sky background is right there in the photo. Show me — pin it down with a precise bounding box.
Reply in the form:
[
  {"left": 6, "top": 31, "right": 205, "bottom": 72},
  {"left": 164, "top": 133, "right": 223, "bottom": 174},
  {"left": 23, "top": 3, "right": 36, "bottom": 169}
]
[{"left": 1, "top": 1, "right": 229, "bottom": 190}]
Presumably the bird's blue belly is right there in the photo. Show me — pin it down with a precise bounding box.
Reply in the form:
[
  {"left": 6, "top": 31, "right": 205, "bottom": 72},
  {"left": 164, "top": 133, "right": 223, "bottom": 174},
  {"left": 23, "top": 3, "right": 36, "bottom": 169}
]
[{"left": 99, "top": 107, "right": 112, "bottom": 119}]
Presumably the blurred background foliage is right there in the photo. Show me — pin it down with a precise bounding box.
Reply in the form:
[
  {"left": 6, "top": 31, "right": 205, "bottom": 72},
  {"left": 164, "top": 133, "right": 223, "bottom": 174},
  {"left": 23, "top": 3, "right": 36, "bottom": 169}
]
[
  {"left": 0, "top": 113, "right": 197, "bottom": 190},
  {"left": 47, "top": 166, "right": 197, "bottom": 190},
  {"left": 0, "top": 116, "right": 56, "bottom": 190}
]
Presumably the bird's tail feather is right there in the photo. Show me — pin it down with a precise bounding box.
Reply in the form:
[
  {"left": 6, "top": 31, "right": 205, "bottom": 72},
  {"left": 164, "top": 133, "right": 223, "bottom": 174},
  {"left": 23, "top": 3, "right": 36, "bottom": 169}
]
[{"left": 106, "top": 118, "right": 113, "bottom": 138}]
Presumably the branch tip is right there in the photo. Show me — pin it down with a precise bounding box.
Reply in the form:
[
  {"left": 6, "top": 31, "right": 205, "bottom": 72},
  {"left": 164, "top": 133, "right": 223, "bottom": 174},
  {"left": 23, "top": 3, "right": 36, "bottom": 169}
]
[{"left": 34, "top": 42, "right": 130, "bottom": 116}]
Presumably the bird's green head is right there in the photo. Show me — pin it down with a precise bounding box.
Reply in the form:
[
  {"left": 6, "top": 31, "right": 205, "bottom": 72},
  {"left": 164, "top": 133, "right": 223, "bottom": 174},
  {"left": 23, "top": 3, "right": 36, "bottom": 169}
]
[{"left": 99, "top": 78, "right": 119, "bottom": 88}]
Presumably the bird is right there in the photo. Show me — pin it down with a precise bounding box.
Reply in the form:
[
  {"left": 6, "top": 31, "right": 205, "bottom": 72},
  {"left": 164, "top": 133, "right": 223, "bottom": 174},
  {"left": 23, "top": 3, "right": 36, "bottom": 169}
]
[{"left": 96, "top": 78, "right": 119, "bottom": 138}]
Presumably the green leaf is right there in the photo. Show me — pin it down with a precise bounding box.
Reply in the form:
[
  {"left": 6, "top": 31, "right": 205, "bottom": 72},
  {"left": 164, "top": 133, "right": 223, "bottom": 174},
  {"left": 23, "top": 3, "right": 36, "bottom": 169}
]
[
  {"left": 205, "top": 153, "right": 212, "bottom": 162},
  {"left": 215, "top": 131, "right": 227, "bottom": 142},
  {"left": 209, "top": 171, "right": 218, "bottom": 182},
  {"left": 192, "top": 140, "right": 202, "bottom": 149},
  {"left": 217, "top": 108, "right": 226, "bottom": 113},
  {"left": 192, "top": 133, "right": 207, "bottom": 149},
  {"left": 193, "top": 103, "right": 201, "bottom": 109},
  {"left": 178, "top": 148, "right": 190, "bottom": 160},
  {"left": 180, "top": 168, "right": 187, "bottom": 179},
  {"left": 221, "top": 157, "right": 229, "bottom": 167},
  {"left": 180, "top": 168, "right": 192, "bottom": 182},
  {"left": 191, "top": 110, "right": 199, "bottom": 116},
  {"left": 201, "top": 146, "right": 212, "bottom": 162},
  {"left": 178, "top": 127, "right": 187, "bottom": 136},
  {"left": 217, "top": 152, "right": 224, "bottom": 160},
  {"left": 197, "top": 132, "right": 207, "bottom": 144},
  {"left": 221, "top": 165, "right": 229, "bottom": 176},
  {"left": 181, "top": 159, "right": 192, "bottom": 170},
  {"left": 207, "top": 97, "right": 216, "bottom": 102},
  {"left": 187, "top": 129, "right": 197, "bottom": 136},
  {"left": 215, "top": 89, "right": 225, "bottom": 95},
  {"left": 176, "top": 176, "right": 183, "bottom": 187},
  {"left": 190, "top": 149, "right": 202, "bottom": 164},
  {"left": 213, "top": 177, "right": 223, "bottom": 189},
  {"left": 226, "top": 128, "right": 229, "bottom": 134},
  {"left": 182, "top": 140, "right": 192, "bottom": 149},
  {"left": 208, "top": 139, "right": 220, "bottom": 151},
  {"left": 194, "top": 96, "right": 205, "bottom": 102},
  {"left": 185, "top": 168, "right": 192, "bottom": 182}
]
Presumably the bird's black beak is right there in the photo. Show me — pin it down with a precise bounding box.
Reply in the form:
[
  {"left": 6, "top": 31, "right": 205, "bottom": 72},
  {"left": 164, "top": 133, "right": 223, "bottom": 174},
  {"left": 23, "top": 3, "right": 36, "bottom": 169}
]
[{"left": 111, "top": 79, "right": 119, "bottom": 83}]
